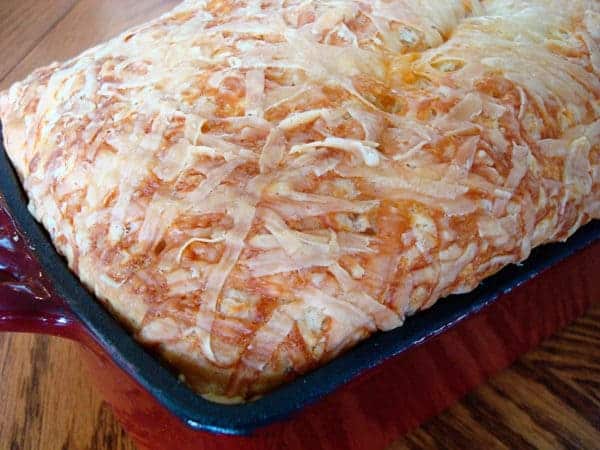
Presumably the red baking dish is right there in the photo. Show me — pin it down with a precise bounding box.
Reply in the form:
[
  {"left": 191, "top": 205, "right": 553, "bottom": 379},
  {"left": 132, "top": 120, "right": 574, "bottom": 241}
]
[{"left": 1, "top": 124, "right": 599, "bottom": 450}]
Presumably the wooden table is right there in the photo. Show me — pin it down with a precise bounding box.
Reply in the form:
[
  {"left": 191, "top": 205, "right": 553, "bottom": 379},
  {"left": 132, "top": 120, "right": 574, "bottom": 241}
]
[{"left": 0, "top": 2, "right": 599, "bottom": 449}]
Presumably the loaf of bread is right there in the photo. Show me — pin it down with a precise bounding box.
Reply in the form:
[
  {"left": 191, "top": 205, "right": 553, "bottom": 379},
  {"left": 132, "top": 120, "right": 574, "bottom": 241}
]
[{"left": 1, "top": 0, "right": 599, "bottom": 402}]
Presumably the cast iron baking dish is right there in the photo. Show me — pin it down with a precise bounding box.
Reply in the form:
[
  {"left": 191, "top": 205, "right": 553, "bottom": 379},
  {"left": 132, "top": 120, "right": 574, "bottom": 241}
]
[{"left": 1, "top": 124, "right": 599, "bottom": 436}]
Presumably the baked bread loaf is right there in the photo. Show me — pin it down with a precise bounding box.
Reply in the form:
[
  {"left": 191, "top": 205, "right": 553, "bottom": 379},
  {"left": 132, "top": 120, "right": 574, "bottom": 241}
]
[{"left": 1, "top": 0, "right": 599, "bottom": 402}]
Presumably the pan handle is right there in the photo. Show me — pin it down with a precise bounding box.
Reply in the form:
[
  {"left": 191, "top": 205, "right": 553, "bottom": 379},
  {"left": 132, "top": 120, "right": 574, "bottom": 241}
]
[{"left": 0, "top": 197, "right": 80, "bottom": 339}]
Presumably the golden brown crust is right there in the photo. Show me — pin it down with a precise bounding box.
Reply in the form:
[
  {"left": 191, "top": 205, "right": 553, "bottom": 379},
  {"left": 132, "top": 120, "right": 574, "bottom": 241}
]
[{"left": 1, "top": 0, "right": 599, "bottom": 402}]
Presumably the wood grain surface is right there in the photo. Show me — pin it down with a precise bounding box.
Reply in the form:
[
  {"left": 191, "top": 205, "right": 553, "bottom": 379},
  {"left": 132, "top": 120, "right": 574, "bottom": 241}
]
[{"left": 0, "top": 1, "right": 599, "bottom": 449}]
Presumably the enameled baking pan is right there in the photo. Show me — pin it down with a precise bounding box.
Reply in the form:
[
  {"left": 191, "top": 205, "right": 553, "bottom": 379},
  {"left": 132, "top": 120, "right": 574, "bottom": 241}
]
[{"left": 1, "top": 123, "right": 599, "bottom": 450}]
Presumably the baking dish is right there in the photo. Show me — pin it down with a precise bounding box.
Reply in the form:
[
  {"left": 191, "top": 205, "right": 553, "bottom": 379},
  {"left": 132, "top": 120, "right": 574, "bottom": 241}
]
[{"left": 1, "top": 122, "right": 599, "bottom": 449}]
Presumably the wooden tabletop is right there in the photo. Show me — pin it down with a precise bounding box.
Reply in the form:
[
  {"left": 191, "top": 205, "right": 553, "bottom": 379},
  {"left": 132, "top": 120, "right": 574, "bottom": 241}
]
[{"left": 0, "top": 2, "right": 599, "bottom": 449}]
